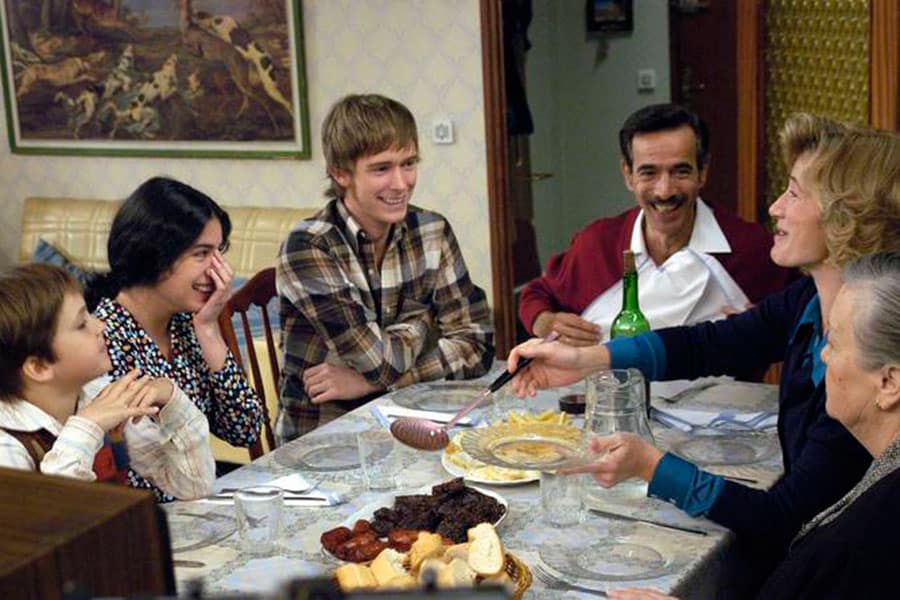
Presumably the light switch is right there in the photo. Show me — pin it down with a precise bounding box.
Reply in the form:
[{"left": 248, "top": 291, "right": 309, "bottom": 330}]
[
  {"left": 637, "top": 69, "right": 656, "bottom": 92},
  {"left": 432, "top": 116, "right": 454, "bottom": 145}
]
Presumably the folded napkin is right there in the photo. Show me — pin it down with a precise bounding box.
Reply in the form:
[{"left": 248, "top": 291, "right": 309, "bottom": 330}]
[
  {"left": 374, "top": 405, "right": 477, "bottom": 427},
  {"left": 651, "top": 406, "right": 777, "bottom": 432},
  {"left": 199, "top": 473, "right": 339, "bottom": 507}
]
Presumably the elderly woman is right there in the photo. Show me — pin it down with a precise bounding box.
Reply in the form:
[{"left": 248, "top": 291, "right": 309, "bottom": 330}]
[
  {"left": 508, "top": 116, "right": 900, "bottom": 574},
  {"left": 87, "top": 177, "right": 263, "bottom": 501},
  {"left": 607, "top": 253, "right": 900, "bottom": 599}
]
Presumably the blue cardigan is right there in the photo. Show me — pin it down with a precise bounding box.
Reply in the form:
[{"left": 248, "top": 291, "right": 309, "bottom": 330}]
[{"left": 609, "top": 277, "right": 871, "bottom": 559}]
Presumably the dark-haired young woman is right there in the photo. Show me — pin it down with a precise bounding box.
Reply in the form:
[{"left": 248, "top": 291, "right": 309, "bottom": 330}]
[{"left": 88, "top": 177, "right": 262, "bottom": 501}]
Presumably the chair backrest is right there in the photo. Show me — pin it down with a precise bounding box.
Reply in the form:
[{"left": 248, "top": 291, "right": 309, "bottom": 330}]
[{"left": 218, "top": 267, "right": 279, "bottom": 459}]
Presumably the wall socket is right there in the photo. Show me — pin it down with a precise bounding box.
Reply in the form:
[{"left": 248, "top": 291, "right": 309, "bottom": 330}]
[
  {"left": 432, "top": 116, "right": 454, "bottom": 145},
  {"left": 637, "top": 69, "right": 656, "bottom": 92}
]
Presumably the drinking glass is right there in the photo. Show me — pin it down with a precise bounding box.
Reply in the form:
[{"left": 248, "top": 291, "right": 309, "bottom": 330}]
[
  {"left": 234, "top": 485, "right": 284, "bottom": 555},
  {"left": 583, "top": 369, "right": 654, "bottom": 506},
  {"left": 357, "top": 429, "right": 401, "bottom": 490},
  {"left": 540, "top": 470, "right": 585, "bottom": 527}
]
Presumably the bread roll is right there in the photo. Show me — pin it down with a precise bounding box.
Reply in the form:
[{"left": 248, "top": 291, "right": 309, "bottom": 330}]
[
  {"left": 383, "top": 573, "right": 417, "bottom": 590},
  {"left": 334, "top": 563, "right": 377, "bottom": 590},
  {"left": 370, "top": 548, "right": 408, "bottom": 586},
  {"left": 479, "top": 570, "right": 514, "bottom": 590},
  {"left": 438, "top": 557, "right": 477, "bottom": 588},
  {"left": 417, "top": 558, "right": 446, "bottom": 585},
  {"left": 408, "top": 532, "right": 445, "bottom": 571},
  {"left": 442, "top": 542, "right": 470, "bottom": 563},
  {"left": 466, "top": 523, "right": 504, "bottom": 576}
]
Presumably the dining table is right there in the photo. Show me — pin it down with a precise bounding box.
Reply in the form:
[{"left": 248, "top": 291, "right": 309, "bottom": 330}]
[{"left": 163, "top": 366, "right": 783, "bottom": 599}]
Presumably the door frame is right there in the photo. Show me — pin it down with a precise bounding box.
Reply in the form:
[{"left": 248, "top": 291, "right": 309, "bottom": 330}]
[{"left": 481, "top": 0, "right": 515, "bottom": 357}]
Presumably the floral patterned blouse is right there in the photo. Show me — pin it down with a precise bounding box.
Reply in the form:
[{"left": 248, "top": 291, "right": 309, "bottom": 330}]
[{"left": 94, "top": 297, "right": 262, "bottom": 501}]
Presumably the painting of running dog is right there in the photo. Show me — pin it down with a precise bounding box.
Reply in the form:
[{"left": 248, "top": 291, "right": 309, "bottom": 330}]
[{"left": 0, "top": 0, "right": 309, "bottom": 158}]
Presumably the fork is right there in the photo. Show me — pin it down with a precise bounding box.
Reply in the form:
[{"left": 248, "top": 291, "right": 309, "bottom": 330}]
[
  {"left": 707, "top": 410, "right": 776, "bottom": 431},
  {"left": 532, "top": 562, "right": 608, "bottom": 597}
]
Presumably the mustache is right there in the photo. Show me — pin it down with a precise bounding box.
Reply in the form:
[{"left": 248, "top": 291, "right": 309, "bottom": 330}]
[{"left": 651, "top": 194, "right": 688, "bottom": 204}]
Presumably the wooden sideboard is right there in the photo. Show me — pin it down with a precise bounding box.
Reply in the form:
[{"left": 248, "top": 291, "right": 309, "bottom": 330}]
[{"left": 0, "top": 468, "right": 174, "bottom": 600}]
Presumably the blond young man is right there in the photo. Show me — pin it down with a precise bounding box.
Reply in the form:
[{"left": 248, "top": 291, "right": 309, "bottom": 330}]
[
  {"left": 276, "top": 94, "right": 494, "bottom": 441},
  {"left": 0, "top": 264, "right": 214, "bottom": 499}
]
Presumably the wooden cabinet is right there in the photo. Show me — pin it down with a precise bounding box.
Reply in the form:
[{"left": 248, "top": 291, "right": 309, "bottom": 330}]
[{"left": 0, "top": 468, "right": 174, "bottom": 600}]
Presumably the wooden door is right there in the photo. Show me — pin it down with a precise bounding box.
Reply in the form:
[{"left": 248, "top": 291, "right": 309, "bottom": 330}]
[{"left": 669, "top": 1, "right": 740, "bottom": 215}]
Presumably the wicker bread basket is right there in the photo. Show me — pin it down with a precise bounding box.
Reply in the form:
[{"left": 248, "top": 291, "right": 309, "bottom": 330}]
[
  {"left": 503, "top": 552, "right": 533, "bottom": 600},
  {"left": 331, "top": 552, "right": 532, "bottom": 597}
]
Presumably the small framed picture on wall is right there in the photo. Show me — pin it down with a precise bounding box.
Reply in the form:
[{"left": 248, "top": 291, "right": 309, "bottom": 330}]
[{"left": 586, "top": 0, "right": 633, "bottom": 34}]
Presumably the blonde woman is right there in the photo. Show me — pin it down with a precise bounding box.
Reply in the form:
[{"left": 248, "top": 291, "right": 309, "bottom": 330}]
[{"left": 508, "top": 117, "right": 900, "bottom": 580}]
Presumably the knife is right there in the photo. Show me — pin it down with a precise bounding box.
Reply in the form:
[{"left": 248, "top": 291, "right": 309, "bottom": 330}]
[
  {"left": 588, "top": 507, "right": 709, "bottom": 536},
  {"left": 207, "top": 492, "right": 329, "bottom": 502}
]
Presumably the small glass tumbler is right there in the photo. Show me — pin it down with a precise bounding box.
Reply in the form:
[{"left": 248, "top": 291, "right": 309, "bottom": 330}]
[
  {"left": 540, "top": 470, "right": 585, "bottom": 527},
  {"left": 357, "top": 429, "right": 400, "bottom": 490},
  {"left": 234, "top": 485, "right": 284, "bottom": 555}
]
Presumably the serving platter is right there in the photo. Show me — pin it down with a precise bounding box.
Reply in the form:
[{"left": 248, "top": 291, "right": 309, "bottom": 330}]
[
  {"left": 458, "top": 422, "right": 589, "bottom": 471},
  {"left": 322, "top": 483, "right": 508, "bottom": 563},
  {"left": 442, "top": 431, "right": 539, "bottom": 485}
]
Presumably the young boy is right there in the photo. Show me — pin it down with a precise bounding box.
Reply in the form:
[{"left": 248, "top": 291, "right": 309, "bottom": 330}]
[
  {"left": 0, "top": 263, "right": 215, "bottom": 499},
  {"left": 276, "top": 93, "right": 494, "bottom": 441}
]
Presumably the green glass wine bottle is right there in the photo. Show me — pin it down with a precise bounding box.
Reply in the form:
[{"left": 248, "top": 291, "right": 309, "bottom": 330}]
[{"left": 610, "top": 250, "right": 650, "bottom": 339}]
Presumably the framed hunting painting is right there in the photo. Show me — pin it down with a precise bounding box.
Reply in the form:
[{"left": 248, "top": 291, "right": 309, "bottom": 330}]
[{"left": 0, "top": 0, "right": 310, "bottom": 159}]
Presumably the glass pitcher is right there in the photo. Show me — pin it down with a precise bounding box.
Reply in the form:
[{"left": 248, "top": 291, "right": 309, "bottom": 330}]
[{"left": 583, "top": 369, "right": 655, "bottom": 507}]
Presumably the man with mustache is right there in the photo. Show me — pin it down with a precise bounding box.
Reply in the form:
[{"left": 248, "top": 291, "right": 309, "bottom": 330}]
[
  {"left": 276, "top": 94, "right": 494, "bottom": 442},
  {"left": 519, "top": 104, "right": 795, "bottom": 346}
]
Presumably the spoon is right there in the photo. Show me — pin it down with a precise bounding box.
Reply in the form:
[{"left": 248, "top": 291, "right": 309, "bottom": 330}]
[{"left": 390, "top": 332, "right": 559, "bottom": 451}]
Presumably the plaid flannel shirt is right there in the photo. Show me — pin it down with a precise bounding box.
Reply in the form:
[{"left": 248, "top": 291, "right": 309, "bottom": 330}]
[{"left": 276, "top": 199, "right": 494, "bottom": 441}]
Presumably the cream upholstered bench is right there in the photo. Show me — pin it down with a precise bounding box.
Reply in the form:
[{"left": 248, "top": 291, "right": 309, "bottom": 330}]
[{"left": 19, "top": 196, "right": 317, "bottom": 464}]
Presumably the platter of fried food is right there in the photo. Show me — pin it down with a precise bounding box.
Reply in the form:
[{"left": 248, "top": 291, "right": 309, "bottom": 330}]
[
  {"left": 442, "top": 411, "right": 570, "bottom": 484},
  {"left": 333, "top": 522, "right": 531, "bottom": 599},
  {"left": 459, "top": 416, "right": 588, "bottom": 471},
  {"left": 320, "top": 478, "right": 507, "bottom": 563}
]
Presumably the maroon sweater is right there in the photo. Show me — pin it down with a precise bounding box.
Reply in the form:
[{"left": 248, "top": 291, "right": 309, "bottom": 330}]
[{"left": 519, "top": 204, "right": 798, "bottom": 334}]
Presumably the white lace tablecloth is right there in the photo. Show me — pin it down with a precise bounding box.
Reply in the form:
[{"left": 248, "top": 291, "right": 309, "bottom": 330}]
[{"left": 164, "top": 367, "right": 782, "bottom": 599}]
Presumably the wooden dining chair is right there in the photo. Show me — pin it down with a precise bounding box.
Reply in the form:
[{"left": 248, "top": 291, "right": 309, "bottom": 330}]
[{"left": 218, "top": 267, "right": 279, "bottom": 459}]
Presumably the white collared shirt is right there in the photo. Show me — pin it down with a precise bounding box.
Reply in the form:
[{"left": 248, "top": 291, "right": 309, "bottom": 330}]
[
  {"left": 0, "top": 378, "right": 215, "bottom": 499},
  {"left": 581, "top": 199, "right": 750, "bottom": 341}
]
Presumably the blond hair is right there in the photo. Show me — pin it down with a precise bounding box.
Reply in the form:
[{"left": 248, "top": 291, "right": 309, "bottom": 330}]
[
  {"left": 321, "top": 94, "right": 419, "bottom": 199},
  {"left": 780, "top": 114, "right": 900, "bottom": 266},
  {"left": 812, "top": 128, "right": 900, "bottom": 265}
]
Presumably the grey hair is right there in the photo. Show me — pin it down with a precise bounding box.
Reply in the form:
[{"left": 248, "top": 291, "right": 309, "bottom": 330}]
[{"left": 843, "top": 252, "right": 900, "bottom": 370}]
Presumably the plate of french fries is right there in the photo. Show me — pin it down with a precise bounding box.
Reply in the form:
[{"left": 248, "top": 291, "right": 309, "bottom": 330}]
[{"left": 442, "top": 412, "right": 571, "bottom": 484}]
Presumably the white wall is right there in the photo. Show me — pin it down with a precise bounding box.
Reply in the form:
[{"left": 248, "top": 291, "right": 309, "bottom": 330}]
[
  {"left": 527, "top": 0, "right": 670, "bottom": 266},
  {"left": 0, "top": 0, "right": 494, "bottom": 301}
]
